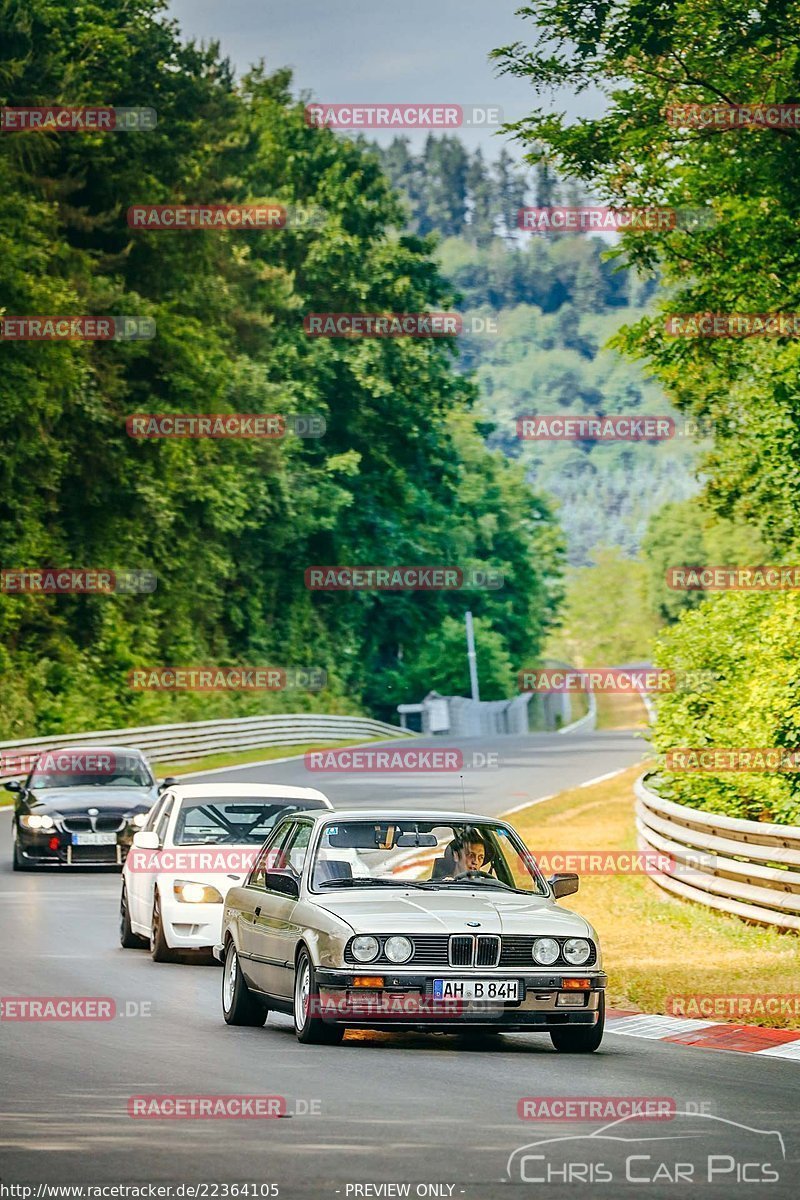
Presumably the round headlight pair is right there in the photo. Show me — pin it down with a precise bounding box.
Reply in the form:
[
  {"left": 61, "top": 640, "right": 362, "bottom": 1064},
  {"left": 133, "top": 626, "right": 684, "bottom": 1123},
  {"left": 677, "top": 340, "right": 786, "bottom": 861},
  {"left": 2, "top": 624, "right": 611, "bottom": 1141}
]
[
  {"left": 21, "top": 813, "right": 55, "bottom": 831},
  {"left": 532, "top": 937, "right": 591, "bottom": 966},
  {"left": 351, "top": 935, "right": 413, "bottom": 964}
]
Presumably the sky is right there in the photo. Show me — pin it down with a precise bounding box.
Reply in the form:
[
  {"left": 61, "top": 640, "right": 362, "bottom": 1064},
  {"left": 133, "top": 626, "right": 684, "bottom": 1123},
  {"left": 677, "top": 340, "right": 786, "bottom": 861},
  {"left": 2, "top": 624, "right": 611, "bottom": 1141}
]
[{"left": 166, "top": 0, "right": 602, "bottom": 160}]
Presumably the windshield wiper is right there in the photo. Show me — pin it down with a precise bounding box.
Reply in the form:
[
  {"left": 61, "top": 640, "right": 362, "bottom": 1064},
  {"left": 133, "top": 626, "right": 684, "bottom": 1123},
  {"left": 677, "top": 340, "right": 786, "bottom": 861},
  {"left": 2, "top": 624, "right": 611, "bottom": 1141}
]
[
  {"left": 317, "top": 878, "right": 432, "bottom": 889},
  {"left": 421, "top": 878, "right": 529, "bottom": 894}
]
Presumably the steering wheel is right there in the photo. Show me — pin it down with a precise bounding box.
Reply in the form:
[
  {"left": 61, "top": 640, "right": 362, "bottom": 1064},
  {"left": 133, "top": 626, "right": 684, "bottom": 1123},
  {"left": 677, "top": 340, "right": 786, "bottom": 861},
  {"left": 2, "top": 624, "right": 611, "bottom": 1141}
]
[{"left": 450, "top": 869, "right": 490, "bottom": 882}]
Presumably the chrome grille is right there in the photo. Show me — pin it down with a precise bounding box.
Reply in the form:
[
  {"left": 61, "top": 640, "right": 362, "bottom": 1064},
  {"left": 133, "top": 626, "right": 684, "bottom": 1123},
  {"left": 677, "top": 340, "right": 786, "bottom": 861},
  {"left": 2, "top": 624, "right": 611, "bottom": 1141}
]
[
  {"left": 448, "top": 935, "right": 474, "bottom": 967},
  {"left": 476, "top": 934, "right": 501, "bottom": 967}
]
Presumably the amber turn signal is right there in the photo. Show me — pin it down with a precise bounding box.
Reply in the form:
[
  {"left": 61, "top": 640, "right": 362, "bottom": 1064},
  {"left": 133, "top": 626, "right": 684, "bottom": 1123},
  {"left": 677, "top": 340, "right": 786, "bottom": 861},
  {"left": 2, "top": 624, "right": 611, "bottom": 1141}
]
[
  {"left": 353, "top": 976, "right": 385, "bottom": 987},
  {"left": 562, "top": 977, "right": 591, "bottom": 990}
]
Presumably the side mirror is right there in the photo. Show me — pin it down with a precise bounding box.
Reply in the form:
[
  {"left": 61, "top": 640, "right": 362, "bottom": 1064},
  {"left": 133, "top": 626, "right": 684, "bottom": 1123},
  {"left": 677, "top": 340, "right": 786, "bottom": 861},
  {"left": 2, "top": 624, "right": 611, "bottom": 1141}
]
[
  {"left": 4, "top": 780, "right": 22, "bottom": 792},
  {"left": 133, "top": 830, "right": 160, "bottom": 850},
  {"left": 158, "top": 777, "right": 178, "bottom": 792},
  {"left": 549, "top": 872, "right": 579, "bottom": 898},
  {"left": 264, "top": 870, "right": 300, "bottom": 899}
]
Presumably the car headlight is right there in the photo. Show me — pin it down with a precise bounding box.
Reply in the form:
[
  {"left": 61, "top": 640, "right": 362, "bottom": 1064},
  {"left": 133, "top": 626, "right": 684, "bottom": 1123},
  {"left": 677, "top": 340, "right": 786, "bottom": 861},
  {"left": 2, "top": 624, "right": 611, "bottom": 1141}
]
[
  {"left": 21, "top": 814, "right": 55, "bottom": 831},
  {"left": 532, "top": 937, "right": 561, "bottom": 965},
  {"left": 563, "top": 937, "right": 591, "bottom": 965},
  {"left": 383, "top": 936, "right": 413, "bottom": 964},
  {"left": 132, "top": 813, "right": 148, "bottom": 828},
  {"left": 350, "top": 935, "right": 380, "bottom": 963},
  {"left": 173, "top": 880, "right": 223, "bottom": 904}
]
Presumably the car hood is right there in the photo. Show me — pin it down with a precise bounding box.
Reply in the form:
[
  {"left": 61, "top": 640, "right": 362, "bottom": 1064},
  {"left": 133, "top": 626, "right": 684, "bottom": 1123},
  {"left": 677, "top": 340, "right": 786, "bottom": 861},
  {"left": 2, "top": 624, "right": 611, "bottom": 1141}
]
[
  {"left": 25, "top": 786, "right": 156, "bottom": 814},
  {"left": 316, "top": 890, "right": 591, "bottom": 937}
]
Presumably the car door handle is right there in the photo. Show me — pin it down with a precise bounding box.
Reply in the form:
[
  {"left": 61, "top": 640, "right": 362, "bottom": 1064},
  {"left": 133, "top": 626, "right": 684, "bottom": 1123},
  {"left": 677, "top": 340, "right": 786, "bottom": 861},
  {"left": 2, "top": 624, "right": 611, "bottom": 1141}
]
[{"left": 254, "top": 906, "right": 261, "bottom": 917}]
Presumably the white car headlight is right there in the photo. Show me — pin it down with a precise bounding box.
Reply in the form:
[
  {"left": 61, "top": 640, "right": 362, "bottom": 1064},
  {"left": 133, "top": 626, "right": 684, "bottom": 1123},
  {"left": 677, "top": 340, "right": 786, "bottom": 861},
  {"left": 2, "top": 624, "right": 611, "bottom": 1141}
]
[
  {"left": 21, "top": 814, "right": 55, "bottom": 831},
  {"left": 383, "top": 936, "right": 413, "bottom": 964},
  {"left": 563, "top": 937, "right": 591, "bottom": 965},
  {"left": 173, "top": 880, "right": 223, "bottom": 904},
  {"left": 532, "top": 937, "right": 561, "bottom": 965},
  {"left": 351, "top": 935, "right": 380, "bottom": 962},
  {"left": 132, "top": 813, "right": 148, "bottom": 828}
]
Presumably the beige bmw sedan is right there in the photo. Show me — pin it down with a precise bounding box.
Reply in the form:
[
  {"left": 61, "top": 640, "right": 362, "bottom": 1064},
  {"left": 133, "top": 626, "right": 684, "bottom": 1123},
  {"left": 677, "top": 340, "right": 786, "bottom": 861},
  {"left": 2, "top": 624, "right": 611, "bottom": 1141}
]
[{"left": 215, "top": 808, "right": 606, "bottom": 1051}]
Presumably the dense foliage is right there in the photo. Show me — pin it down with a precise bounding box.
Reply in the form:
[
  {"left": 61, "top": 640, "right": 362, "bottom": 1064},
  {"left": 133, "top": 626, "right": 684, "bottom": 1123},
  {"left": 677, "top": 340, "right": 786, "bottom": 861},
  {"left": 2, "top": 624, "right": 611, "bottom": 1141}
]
[
  {"left": 495, "top": 0, "right": 800, "bottom": 819},
  {"left": 0, "top": 0, "right": 564, "bottom": 736}
]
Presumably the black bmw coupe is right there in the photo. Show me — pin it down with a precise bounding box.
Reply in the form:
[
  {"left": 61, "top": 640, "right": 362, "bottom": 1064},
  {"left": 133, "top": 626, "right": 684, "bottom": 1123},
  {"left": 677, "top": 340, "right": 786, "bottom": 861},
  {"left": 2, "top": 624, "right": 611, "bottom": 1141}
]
[{"left": 8, "top": 746, "right": 169, "bottom": 870}]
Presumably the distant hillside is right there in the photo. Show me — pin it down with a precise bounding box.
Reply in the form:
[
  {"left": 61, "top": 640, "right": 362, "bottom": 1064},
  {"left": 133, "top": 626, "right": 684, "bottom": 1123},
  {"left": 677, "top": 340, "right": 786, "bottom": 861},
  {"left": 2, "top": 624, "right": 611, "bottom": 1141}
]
[{"left": 371, "top": 136, "right": 703, "bottom": 565}]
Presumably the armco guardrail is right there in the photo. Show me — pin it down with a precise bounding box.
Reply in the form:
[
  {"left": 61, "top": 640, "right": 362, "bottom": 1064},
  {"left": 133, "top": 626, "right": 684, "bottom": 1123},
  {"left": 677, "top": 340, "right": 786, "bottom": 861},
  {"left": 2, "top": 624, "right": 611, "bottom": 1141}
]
[
  {"left": 0, "top": 713, "right": 414, "bottom": 781},
  {"left": 635, "top": 772, "right": 800, "bottom": 932}
]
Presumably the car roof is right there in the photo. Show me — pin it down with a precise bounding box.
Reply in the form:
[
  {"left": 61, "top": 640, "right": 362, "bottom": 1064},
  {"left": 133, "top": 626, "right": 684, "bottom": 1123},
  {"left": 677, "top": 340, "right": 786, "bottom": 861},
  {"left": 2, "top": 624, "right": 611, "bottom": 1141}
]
[
  {"left": 291, "top": 808, "right": 499, "bottom": 824},
  {"left": 164, "top": 783, "right": 332, "bottom": 806}
]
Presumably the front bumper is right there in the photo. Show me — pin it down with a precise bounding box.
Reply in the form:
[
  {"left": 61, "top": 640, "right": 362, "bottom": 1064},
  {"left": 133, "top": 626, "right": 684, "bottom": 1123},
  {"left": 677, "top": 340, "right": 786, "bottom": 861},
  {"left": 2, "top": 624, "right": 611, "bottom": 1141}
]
[
  {"left": 311, "top": 968, "right": 607, "bottom": 1030},
  {"left": 15, "top": 828, "right": 131, "bottom": 867},
  {"left": 161, "top": 898, "right": 224, "bottom": 950}
]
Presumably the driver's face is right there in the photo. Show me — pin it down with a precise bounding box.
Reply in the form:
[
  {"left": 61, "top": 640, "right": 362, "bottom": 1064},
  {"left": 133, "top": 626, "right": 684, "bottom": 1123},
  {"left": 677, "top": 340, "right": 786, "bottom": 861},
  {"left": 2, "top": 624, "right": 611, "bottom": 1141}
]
[{"left": 457, "top": 842, "right": 486, "bottom": 871}]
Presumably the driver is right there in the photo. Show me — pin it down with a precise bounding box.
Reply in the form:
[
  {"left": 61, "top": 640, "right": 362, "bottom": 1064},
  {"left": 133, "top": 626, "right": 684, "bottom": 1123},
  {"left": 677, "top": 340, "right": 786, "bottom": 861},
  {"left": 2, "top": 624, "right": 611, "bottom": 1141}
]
[
  {"left": 430, "top": 826, "right": 491, "bottom": 880},
  {"left": 452, "top": 828, "right": 488, "bottom": 875}
]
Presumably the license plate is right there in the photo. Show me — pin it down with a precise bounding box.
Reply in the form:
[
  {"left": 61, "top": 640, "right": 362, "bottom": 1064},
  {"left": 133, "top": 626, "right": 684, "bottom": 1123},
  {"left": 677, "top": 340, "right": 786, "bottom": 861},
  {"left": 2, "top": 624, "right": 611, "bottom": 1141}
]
[
  {"left": 433, "top": 978, "right": 520, "bottom": 1002},
  {"left": 71, "top": 832, "right": 117, "bottom": 846}
]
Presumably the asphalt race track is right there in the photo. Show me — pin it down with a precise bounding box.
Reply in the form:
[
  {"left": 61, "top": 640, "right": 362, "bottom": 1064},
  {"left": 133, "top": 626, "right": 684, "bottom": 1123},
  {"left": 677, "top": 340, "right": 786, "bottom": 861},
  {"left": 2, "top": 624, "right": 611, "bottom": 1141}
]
[{"left": 1, "top": 729, "right": 798, "bottom": 1199}]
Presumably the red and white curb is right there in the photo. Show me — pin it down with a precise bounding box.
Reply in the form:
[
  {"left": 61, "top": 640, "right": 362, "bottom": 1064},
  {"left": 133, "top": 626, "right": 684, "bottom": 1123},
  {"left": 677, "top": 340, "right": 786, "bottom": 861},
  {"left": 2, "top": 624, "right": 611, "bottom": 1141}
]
[{"left": 607, "top": 1009, "right": 800, "bottom": 1060}]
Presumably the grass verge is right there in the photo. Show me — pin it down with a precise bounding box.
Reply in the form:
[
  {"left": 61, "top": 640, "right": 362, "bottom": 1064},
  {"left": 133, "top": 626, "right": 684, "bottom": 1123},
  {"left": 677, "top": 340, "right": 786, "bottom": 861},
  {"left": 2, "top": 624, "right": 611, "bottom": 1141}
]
[
  {"left": 505, "top": 762, "right": 800, "bottom": 1028},
  {"left": 594, "top": 690, "right": 648, "bottom": 731}
]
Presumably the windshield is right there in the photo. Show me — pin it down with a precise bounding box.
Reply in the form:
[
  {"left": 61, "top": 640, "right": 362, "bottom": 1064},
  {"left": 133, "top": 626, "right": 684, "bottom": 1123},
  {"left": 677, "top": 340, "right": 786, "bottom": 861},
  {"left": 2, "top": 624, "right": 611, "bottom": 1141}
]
[
  {"left": 29, "top": 752, "right": 153, "bottom": 789},
  {"left": 174, "top": 798, "right": 327, "bottom": 846},
  {"left": 309, "top": 819, "right": 548, "bottom": 894}
]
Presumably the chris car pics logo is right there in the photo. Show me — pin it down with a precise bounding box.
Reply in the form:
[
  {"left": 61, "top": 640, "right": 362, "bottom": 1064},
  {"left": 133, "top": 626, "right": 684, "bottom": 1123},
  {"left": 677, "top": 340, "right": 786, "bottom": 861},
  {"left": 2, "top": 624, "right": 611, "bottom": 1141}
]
[{"left": 506, "top": 1112, "right": 784, "bottom": 1185}]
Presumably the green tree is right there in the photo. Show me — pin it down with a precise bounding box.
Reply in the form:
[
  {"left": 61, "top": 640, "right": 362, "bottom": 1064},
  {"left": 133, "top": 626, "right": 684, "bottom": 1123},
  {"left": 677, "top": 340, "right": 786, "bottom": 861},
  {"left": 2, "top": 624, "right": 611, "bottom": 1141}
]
[
  {"left": 492, "top": 0, "right": 800, "bottom": 551},
  {"left": 0, "top": 0, "right": 564, "bottom": 734}
]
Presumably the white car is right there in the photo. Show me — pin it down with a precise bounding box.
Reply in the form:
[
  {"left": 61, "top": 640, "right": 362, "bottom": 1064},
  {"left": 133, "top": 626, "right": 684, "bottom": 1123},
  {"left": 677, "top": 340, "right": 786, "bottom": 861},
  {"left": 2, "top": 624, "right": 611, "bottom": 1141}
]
[{"left": 119, "top": 783, "right": 333, "bottom": 961}]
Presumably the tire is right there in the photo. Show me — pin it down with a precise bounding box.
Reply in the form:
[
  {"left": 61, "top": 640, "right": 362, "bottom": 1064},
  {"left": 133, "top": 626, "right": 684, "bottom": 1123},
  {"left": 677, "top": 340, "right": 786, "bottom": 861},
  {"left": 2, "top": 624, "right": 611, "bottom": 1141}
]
[
  {"left": 120, "top": 882, "right": 148, "bottom": 948},
  {"left": 550, "top": 994, "right": 605, "bottom": 1053},
  {"left": 150, "top": 890, "right": 180, "bottom": 963},
  {"left": 293, "top": 947, "right": 345, "bottom": 1045},
  {"left": 221, "top": 940, "right": 268, "bottom": 1026}
]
